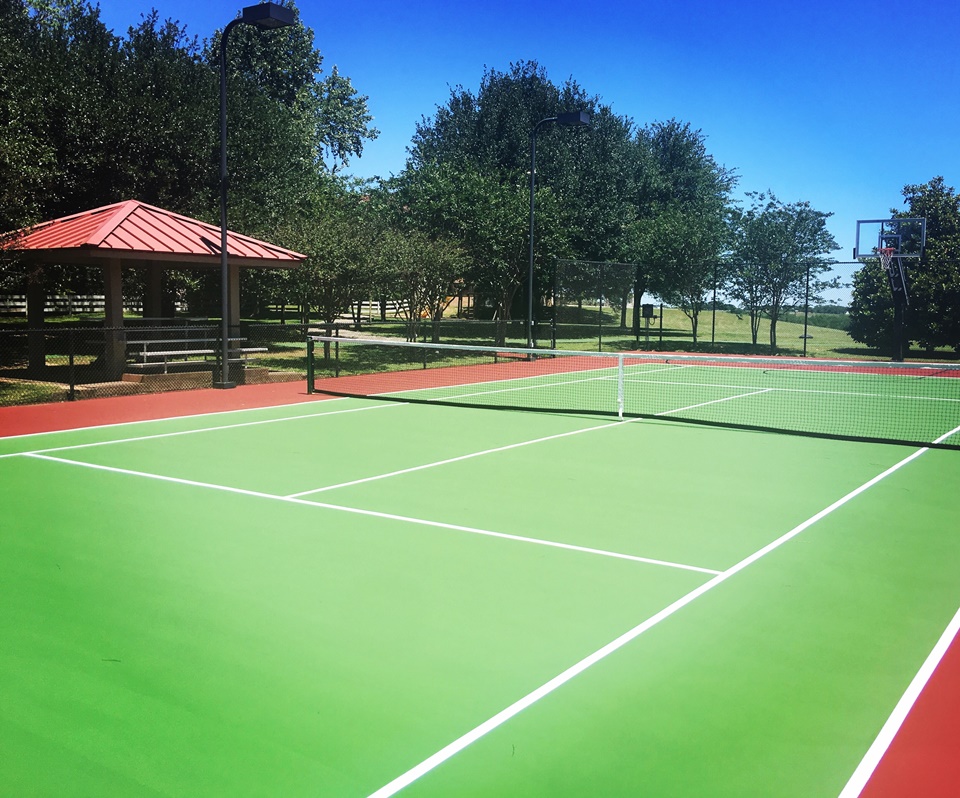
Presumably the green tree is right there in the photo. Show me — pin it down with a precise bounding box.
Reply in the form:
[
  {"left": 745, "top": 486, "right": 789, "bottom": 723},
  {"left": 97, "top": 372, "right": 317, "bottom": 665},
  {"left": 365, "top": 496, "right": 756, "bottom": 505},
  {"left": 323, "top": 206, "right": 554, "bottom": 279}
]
[
  {"left": 632, "top": 121, "right": 735, "bottom": 342},
  {"left": 728, "top": 192, "right": 838, "bottom": 348},
  {"left": 114, "top": 12, "right": 213, "bottom": 215},
  {"left": 20, "top": 0, "right": 123, "bottom": 217},
  {"left": 0, "top": 0, "right": 56, "bottom": 234},
  {"left": 280, "top": 179, "right": 378, "bottom": 329},
  {"left": 375, "top": 227, "right": 466, "bottom": 341},
  {"left": 394, "top": 61, "right": 628, "bottom": 341},
  {"left": 209, "top": 2, "right": 377, "bottom": 181},
  {"left": 0, "top": 0, "right": 125, "bottom": 300},
  {"left": 849, "top": 177, "right": 960, "bottom": 355},
  {"left": 642, "top": 206, "right": 727, "bottom": 343},
  {"left": 848, "top": 260, "right": 897, "bottom": 353},
  {"left": 399, "top": 162, "right": 541, "bottom": 342}
]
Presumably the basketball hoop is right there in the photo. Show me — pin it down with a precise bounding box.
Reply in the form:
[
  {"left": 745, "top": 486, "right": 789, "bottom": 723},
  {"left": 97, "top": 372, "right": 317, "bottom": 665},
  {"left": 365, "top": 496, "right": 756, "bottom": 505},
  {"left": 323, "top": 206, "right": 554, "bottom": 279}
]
[
  {"left": 878, "top": 246, "right": 909, "bottom": 305},
  {"left": 878, "top": 246, "right": 896, "bottom": 277}
]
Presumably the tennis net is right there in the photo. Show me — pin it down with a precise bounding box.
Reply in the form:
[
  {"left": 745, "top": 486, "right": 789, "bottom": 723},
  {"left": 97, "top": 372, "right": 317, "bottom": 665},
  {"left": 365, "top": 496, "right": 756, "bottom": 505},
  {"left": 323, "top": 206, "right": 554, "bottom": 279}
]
[{"left": 306, "top": 336, "right": 960, "bottom": 450}]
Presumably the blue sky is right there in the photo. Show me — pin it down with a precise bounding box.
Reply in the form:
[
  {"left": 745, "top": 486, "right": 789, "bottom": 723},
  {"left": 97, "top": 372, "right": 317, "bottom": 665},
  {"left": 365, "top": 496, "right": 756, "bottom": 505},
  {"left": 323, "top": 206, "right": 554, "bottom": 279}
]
[{"left": 95, "top": 0, "right": 960, "bottom": 304}]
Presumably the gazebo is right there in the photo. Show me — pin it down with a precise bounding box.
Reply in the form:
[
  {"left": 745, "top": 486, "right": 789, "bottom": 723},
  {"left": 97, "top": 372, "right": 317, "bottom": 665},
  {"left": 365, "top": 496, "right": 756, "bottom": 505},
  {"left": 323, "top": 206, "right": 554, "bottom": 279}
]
[{"left": 2, "top": 200, "right": 305, "bottom": 376}]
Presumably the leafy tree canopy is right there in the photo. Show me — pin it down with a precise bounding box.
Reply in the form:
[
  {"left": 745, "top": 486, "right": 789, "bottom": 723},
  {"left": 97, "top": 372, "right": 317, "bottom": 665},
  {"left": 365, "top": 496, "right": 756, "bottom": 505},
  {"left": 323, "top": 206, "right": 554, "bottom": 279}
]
[
  {"left": 849, "top": 177, "right": 960, "bottom": 354},
  {"left": 728, "top": 192, "right": 838, "bottom": 348}
]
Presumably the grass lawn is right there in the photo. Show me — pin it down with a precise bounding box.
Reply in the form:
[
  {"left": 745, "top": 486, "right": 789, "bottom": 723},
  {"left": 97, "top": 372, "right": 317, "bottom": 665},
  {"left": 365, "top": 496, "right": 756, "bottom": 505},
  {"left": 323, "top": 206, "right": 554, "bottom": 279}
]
[{"left": 550, "top": 306, "right": 958, "bottom": 361}]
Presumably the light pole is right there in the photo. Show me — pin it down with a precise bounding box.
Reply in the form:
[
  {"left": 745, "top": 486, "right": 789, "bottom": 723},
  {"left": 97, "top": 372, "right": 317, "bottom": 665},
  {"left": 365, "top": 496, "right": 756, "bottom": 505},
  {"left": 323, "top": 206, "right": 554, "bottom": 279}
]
[
  {"left": 527, "top": 110, "right": 591, "bottom": 349},
  {"left": 215, "top": 2, "right": 295, "bottom": 388}
]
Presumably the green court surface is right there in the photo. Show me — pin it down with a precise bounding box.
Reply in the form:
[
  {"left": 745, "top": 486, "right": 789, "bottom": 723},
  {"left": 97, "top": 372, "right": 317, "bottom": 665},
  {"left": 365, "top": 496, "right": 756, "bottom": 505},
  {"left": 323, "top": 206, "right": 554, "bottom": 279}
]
[{"left": 2, "top": 390, "right": 960, "bottom": 796}]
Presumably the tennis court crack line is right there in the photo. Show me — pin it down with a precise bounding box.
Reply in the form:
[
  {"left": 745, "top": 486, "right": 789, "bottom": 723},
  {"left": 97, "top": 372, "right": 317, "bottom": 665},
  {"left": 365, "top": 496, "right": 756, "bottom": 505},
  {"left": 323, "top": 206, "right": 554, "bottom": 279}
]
[
  {"left": 21, "top": 452, "right": 719, "bottom": 576},
  {"left": 365, "top": 429, "right": 960, "bottom": 798}
]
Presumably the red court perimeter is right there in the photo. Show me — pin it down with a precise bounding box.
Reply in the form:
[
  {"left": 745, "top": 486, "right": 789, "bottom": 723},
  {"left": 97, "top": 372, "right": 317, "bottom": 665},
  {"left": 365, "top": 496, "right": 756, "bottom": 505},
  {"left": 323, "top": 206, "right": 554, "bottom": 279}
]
[{"left": 2, "top": 380, "right": 958, "bottom": 797}]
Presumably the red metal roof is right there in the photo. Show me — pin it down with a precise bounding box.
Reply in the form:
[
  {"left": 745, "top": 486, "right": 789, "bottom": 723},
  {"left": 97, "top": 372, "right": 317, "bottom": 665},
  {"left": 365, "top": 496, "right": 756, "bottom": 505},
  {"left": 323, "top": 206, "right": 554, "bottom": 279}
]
[{"left": 3, "top": 200, "right": 305, "bottom": 267}]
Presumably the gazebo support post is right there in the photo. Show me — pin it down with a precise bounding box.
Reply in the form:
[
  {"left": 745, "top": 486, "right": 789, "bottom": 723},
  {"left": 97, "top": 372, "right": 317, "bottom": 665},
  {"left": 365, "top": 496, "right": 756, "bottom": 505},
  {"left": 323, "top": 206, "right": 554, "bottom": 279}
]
[
  {"left": 26, "top": 272, "right": 45, "bottom": 376},
  {"left": 143, "top": 265, "right": 163, "bottom": 320},
  {"left": 102, "top": 259, "right": 126, "bottom": 379},
  {"left": 230, "top": 261, "right": 241, "bottom": 336}
]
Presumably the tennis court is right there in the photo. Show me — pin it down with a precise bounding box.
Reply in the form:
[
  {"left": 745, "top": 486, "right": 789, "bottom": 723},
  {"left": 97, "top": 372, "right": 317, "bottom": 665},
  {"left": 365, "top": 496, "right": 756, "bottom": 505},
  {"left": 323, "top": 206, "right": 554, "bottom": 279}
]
[{"left": 2, "top": 341, "right": 960, "bottom": 796}]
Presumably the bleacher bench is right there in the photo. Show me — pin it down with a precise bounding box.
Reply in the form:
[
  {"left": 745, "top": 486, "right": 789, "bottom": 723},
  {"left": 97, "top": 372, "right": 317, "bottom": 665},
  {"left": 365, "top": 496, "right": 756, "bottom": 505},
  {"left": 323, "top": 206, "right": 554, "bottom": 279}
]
[{"left": 123, "top": 338, "right": 267, "bottom": 373}]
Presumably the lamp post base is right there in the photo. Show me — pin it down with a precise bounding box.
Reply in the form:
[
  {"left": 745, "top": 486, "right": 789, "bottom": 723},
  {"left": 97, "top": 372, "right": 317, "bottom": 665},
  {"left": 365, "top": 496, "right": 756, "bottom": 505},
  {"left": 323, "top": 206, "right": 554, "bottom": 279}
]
[{"left": 213, "top": 381, "right": 237, "bottom": 389}]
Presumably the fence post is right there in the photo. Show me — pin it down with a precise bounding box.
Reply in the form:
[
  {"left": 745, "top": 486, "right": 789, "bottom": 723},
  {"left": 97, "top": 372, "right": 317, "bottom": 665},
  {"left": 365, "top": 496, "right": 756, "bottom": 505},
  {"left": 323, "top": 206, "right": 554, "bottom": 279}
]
[{"left": 68, "top": 328, "right": 76, "bottom": 401}]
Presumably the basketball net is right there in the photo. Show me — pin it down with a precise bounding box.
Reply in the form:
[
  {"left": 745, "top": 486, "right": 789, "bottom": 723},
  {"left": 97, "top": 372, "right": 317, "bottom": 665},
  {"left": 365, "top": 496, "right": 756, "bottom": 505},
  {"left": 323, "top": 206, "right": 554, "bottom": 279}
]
[
  {"left": 878, "top": 247, "right": 896, "bottom": 272},
  {"left": 879, "top": 247, "right": 909, "bottom": 305}
]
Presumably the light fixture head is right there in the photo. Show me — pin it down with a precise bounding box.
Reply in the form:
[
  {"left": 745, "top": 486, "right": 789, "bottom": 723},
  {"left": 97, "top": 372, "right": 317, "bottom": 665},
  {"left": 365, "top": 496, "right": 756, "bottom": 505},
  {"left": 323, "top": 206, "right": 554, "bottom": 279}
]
[
  {"left": 556, "top": 110, "right": 592, "bottom": 127},
  {"left": 241, "top": 2, "right": 295, "bottom": 29}
]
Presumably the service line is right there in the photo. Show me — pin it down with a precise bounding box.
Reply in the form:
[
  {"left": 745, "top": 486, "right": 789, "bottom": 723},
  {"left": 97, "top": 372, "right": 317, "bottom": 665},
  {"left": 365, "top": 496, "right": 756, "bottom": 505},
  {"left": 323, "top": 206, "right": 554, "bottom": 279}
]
[{"left": 22, "top": 452, "right": 718, "bottom": 575}]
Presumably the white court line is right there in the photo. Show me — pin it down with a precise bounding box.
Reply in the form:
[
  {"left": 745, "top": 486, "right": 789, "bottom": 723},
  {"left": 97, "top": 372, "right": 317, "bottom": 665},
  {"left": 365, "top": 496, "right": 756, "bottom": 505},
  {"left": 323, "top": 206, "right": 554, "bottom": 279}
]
[
  {"left": 425, "top": 372, "right": 617, "bottom": 402},
  {"left": 0, "top": 393, "right": 354, "bottom": 442},
  {"left": 365, "top": 434, "right": 949, "bottom": 798},
  {"left": 22, "top": 453, "right": 718, "bottom": 574},
  {"left": 386, "top": 364, "right": 687, "bottom": 404},
  {"left": 837, "top": 602, "right": 960, "bottom": 798},
  {"left": 655, "top": 388, "right": 773, "bottom": 416},
  {"left": 835, "top": 423, "right": 960, "bottom": 797},
  {"left": 288, "top": 417, "right": 636, "bottom": 498},
  {"left": 370, "top": 362, "right": 686, "bottom": 401},
  {"left": 287, "top": 369, "right": 685, "bottom": 500},
  {"left": 0, "top": 402, "right": 404, "bottom": 460},
  {"left": 289, "top": 389, "right": 771, "bottom": 501}
]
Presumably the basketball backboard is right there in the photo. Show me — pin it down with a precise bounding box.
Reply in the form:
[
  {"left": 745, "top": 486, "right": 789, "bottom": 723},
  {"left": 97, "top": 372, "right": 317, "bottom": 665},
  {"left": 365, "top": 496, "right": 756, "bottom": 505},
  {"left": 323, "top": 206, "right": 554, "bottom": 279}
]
[{"left": 853, "top": 218, "right": 926, "bottom": 260}]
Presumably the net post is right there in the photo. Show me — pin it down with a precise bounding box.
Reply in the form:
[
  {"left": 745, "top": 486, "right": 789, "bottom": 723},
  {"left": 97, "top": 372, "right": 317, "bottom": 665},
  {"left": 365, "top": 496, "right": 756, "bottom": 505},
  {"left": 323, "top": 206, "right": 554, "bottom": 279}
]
[
  {"left": 551, "top": 257, "right": 559, "bottom": 350},
  {"left": 306, "top": 337, "right": 314, "bottom": 393},
  {"left": 617, "top": 353, "right": 625, "bottom": 420}
]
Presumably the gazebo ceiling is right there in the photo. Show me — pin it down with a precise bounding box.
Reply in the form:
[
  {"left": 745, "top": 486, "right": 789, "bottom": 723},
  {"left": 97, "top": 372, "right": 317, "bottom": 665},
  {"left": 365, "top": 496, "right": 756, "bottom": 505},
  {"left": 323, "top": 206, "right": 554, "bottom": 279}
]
[{"left": 2, "top": 200, "right": 306, "bottom": 269}]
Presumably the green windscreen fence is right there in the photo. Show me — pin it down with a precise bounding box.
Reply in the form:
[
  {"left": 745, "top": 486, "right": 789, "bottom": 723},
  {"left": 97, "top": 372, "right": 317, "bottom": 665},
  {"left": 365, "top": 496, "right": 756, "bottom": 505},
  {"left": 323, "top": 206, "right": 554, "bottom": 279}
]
[{"left": 307, "top": 336, "right": 960, "bottom": 450}]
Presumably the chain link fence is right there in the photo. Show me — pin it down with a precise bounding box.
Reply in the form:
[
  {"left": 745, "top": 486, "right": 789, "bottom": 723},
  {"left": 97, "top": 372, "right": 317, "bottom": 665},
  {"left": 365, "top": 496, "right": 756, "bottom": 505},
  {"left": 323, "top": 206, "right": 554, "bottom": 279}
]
[
  {"left": 0, "top": 261, "right": 648, "bottom": 409},
  {"left": 0, "top": 322, "right": 308, "bottom": 407}
]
